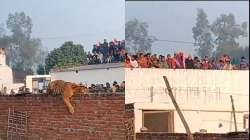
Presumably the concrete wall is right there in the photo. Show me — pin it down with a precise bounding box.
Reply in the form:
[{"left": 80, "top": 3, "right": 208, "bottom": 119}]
[
  {"left": 25, "top": 75, "right": 51, "bottom": 92},
  {"left": 125, "top": 68, "right": 249, "bottom": 133},
  {"left": 0, "top": 48, "right": 21, "bottom": 93},
  {"left": 0, "top": 48, "right": 6, "bottom": 66},
  {"left": 50, "top": 65, "right": 124, "bottom": 85},
  {"left": 0, "top": 66, "right": 13, "bottom": 93},
  {"left": 0, "top": 93, "right": 126, "bottom": 140}
]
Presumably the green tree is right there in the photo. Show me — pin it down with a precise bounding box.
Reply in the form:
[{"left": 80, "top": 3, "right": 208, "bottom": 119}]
[
  {"left": 36, "top": 64, "right": 46, "bottom": 75},
  {"left": 126, "top": 19, "right": 156, "bottom": 54},
  {"left": 6, "top": 12, "right": 32, "bottom": 40},
  {"left": 211, "top": 13, "right": 248, "bottom": 58},
  {"left": 0, "top": 23, "right": 5, "bottom": 37},
  {"left": 45, "top": 41, "right": 87, "bottom": 72},
  {"left": 192, "top": 9, "right": 214, "bottom": 57},
  {"left": 0, "top": 24, "right": 10, "bottom": 52},
  {"left": 4, "top": 12, "right": 43, "bottom": 72},
  {"left": 0, "top": 12, "right": 46, "bottom": 81},
  {"left": 36, "top": 47, "right": 48, "bottom": 74}
]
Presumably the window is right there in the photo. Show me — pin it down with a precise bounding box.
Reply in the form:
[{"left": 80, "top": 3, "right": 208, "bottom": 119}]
[{"left": 142, "top": 110, "right": 174, "bottom": 132}]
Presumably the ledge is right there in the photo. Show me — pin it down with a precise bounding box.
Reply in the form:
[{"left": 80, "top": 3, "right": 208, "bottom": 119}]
[
  {"left": 50, "top": 62, "right": 124, "bottom": 73},
  {"left": 0, "top": 92, "right": 125, "bottom": 100},
  {"left": 136, "top": 132, "right": 249, "bottom": 137}
]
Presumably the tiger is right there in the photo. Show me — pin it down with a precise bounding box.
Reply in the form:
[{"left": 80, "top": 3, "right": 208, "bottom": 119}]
[{"left": 47, "top": 80, "right": 89, "bottom": 114}]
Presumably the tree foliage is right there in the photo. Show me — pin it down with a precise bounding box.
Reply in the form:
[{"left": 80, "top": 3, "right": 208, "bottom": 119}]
[
  {"left": 211, "top": 13, "right": 248, "bottom": 57},
  {"left": 126, "top": 19, "right": 156, "bottom": 54},
  {"left": 192, "top": 9, "right": 214, "bottom": 57},
  {"left": 6, "top": 12, "right": 32, "bottom": 40},
  {"left": 36, "top": 64, "right": 46, "bottom": 75},
  {"left": 193, "top": 9, "right": 248, "bottom": 61},
  {"left": 0, "top": 23, "right": 5, "bottom": 37},
  {"left": 0, "top": 12, "right": 45, "bottom": 76},
  {"left": 45, "top": 41, "right": 87, "bottom": 72}
]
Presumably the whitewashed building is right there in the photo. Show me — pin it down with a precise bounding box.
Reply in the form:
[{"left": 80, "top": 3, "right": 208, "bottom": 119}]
[
  {"left": 0, "top": 48, "right": 13, "bottom": 89},
  {"left": 50, "top": 63, "right": 124, "bottom": 86},
  {"left": 25, "top": 75, "right": 51, "bottom": 93},
  {"left": 0, "top": 48, "right": 23, "bottom": 93},
  {"left": 125, "top": 68, "right": 249, "bottom": 133}
]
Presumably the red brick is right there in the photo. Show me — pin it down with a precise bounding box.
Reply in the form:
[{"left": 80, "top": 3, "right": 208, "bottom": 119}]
[{"left": 0, "top": 93, "right": 127, "bottom": 140}]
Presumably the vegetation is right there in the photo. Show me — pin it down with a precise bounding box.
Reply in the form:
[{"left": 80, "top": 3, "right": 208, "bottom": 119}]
[
  {"left": 193, "top": 9, "right": 248, "bottom": 61},
  {"left": 0, "top": 12, "right": 46, "bottom": 81},
  {"left": 0, "top": 12, "right": 88, "bottom": 78},
  {"left": 45, "top": 41, "right": 87, "bottom": 72},
  {"left": 126, "top": 19, "right": 156, "bottom": 54}
]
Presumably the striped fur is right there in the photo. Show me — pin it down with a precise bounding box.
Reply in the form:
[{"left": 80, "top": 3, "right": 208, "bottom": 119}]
[{"left": 47, "top": 80, "right": 88, "bottom": 114}]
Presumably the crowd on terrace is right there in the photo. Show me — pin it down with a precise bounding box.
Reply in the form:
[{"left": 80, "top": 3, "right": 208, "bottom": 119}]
[
  {"left": 87, "top": 81, "right": 125, "bottom": 93},
  {"left": 125, "top": 52, "right": 249, "bottom": 70},
  {"left": 87, "top": 39, "right": 125, "bottom": 65}
]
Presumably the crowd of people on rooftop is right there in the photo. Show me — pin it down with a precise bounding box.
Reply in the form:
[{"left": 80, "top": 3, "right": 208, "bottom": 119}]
[
  {"left": 125, "top": 52, "right": 249, "bottom": 70},
  {"left": 86, "top": 81, "right": 125, "bottom": 93},
  {"left": 87, "top": 39, "right": 125, "bottom": 65}
]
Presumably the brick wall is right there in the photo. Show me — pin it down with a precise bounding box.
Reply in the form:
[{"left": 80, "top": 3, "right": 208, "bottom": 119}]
[
  {"left": 125, "top": 103, "right": 135, "bottom": 140},
  {"left": 1, "top": 94, "right": 248, "bottom": 140},
  {"left": 0, "top": 93, "right": 125, "bottom": 140},
  {"left": 136, "top": 132, "right": 249, "bottom": 140}
]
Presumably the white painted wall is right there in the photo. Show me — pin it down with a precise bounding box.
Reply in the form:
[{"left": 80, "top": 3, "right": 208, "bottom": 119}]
[
  {"left": 0, "top": 65, "right": 13, "bottom": 93},
  {"left": 25, "top": 75, "right": 51, "bottom": 92},
  {"left": 0, "top": 48, "right": 24, "bottom": 93},
  {"left": 50, "top": 66, "right": 124, "bottom": 86},
  {"left": 0, "top": 48, "right": 6, "bottom": 66},
  {"left": 0, "top": 66, "right": 22, "bottom": 93},
  {"left": 125, "top": 68, "right": 249, "bottom": 133}
]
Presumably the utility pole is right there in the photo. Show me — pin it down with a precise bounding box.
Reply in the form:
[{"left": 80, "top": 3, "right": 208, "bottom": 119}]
[
  {"left": 150, "top": 86, "right": 153, "bottom": 103},
  {"left": 230, "top": 95, "right": 237, "bottom": 132},
  {"left": 163, "top": 76, "right": 194, "bottom": 140},
  {"left": 44, "top": 65, "right": 46, "bottom": 74}
]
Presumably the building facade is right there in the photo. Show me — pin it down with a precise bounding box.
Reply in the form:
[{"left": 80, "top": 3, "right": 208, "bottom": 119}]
[
  {"left": 50, "top": 63, "right": 124, "bottom": 86},
  {"left": 0, "top": 48, "right": 14, "bottom": 93},
  {"left": 25, "top": 75, "right": 51, "bottom": 93},
  {"left": 0, "top": 48, "right": 25, "bottom": 93},
  {"left": 125, "top": 68, "right": 249, "bottom": 133}
]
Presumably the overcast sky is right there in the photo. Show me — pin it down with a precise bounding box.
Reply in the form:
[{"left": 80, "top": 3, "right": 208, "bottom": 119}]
[
  {"left": 0, "top": 0, "right": 125, "bottom": 52},
  {"left": 126, "top": 1, "right": 249, "bottom": 55}
]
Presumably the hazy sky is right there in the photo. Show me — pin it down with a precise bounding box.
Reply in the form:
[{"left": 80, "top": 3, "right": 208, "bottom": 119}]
[
  {"left": 0, "top": 0, "right": 125, "bottom": 52},
  {"left": 126, "top": 1, "right": 249, "bottom": 55}
]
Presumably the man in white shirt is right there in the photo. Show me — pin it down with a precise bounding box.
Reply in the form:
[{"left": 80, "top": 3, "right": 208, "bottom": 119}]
[{"left": 130, "top": 55, "right": 139, "bottom": 68}]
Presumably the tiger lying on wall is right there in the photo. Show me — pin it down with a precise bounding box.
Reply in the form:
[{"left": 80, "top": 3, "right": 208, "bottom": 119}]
[{"left": 47, "top": 80, "right": 89, "bottom": 114}]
